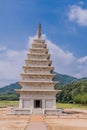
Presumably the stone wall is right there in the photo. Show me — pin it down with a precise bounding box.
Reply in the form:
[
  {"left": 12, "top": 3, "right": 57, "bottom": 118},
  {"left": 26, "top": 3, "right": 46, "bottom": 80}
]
[{"left": 19, "top": 93, "right": 56, "bottom": 109}]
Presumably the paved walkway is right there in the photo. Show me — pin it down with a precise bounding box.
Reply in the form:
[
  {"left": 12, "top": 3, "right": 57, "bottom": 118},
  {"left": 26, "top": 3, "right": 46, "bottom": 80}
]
[{"left": 26, "top": 115, "right": 47, "bottom": 130}]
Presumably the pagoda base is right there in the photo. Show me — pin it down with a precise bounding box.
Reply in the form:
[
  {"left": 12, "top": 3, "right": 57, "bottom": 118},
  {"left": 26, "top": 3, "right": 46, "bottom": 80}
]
[
  {"left": 11, "top": 108, "right": 32, "bottom": 115},
  {"left": 43, "top": 108, "right": 63, "bottom": 115},
  {"left": 11, "top": 108, "right": 63, "bottom": 115}
]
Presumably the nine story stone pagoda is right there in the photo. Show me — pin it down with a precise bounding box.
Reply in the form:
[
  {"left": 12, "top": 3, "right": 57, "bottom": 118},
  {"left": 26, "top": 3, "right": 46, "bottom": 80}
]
[{"left": 14, "top": 24, "right": 61, "bottom": 115}]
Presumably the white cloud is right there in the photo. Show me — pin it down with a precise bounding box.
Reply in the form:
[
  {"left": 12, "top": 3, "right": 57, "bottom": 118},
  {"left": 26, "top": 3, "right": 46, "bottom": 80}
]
[
  {"left": 68, "top": 5, "right": 87, "bottom": 26},
  {"left": 0, "top": 46, "right": 6, "bottom": 51},
  {"left": 78, "top": 56, "right": 87, "bottom": 63},
  {"left": 0, "top": 47, "right": 27, "bottom": 87},
  {"left": 0, "top": 35, "right": 87, "bottom": 87},
  {"left": 76, "top": 56, "right": 87, "bottom": 77},
  {"left": 28, "top": 34, "right": 37, "bottom": 48}
]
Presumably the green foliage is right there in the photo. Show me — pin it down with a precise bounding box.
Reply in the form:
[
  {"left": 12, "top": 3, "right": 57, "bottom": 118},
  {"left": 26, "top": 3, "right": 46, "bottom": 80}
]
[
  {"left": 0, "top": 100, "right": 18, "bottom": 107},
  {"left": 56, "top": 103, "right": 87, "bottom": 109},
  {"left": 57, "top": 80, "right": 87, "bottom": 104},
  {"left": 74, "top": 93, "right": 87, "bottom": 104},
  {"left": 0, "top": 93, "right": 19, "bottom": 100}
]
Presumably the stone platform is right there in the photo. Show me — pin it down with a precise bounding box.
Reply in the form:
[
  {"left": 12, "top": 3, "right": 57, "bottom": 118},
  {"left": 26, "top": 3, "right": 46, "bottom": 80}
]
[
  {"left": 11, "top": 108, "right": 32, "bottom": 115},
  {"left": 12, "top": 108, "right": 63, "bottom": 115},
  {"left": 43, "top": 108, "right": 63, "bottom": 115}
]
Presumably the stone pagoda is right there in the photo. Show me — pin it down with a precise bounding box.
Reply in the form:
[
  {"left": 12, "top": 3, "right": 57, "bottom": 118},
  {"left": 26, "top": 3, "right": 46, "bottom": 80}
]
[{"left": 13, "top": 24, "right": 61, "bottom": 115}]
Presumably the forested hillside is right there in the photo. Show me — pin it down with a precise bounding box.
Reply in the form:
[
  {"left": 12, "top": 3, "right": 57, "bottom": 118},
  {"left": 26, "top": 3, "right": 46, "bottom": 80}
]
[{"left": 57, "top": 80, "right": 87, "bottom": 104}]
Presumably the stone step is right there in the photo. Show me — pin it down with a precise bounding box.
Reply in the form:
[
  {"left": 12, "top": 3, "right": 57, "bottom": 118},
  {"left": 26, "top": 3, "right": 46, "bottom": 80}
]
[{"left": 32, "top": 109, "right": 43, "bottom": 115}]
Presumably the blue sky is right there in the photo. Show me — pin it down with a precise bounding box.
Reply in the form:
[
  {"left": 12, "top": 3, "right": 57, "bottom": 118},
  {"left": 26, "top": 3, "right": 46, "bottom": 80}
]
[{"left": 0, "top": 0, "right": 87, "bottom": 87}]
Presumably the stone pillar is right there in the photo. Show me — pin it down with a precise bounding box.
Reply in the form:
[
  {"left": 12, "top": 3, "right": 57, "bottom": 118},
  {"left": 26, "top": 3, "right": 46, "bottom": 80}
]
[
  {"left": 42, "top": 99, "right": 45, "bottom": 108},
  {"left": 19, "top": 98, "right": 23, "bottom": 108},
  {"left": 53, "top": 99, "right": 56, "bottom": 109},
  {"left": 31, "top": 99, "right": 33, "bottom": 108}
]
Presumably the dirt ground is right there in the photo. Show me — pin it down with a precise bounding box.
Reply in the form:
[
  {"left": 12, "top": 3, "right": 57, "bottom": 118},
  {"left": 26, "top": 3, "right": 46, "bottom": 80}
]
[
  {"left": 0, "top": 107, "right": 30, "bottom": 130},
  {"left": 0, "top": 107, "right": 87, "bottom": 130},
  {"left": 45, "top": 108, "right": 87, "bottom": 130}
]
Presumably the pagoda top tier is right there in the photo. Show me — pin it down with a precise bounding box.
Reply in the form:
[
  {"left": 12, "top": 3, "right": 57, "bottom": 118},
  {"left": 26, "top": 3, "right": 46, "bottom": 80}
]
[{"left": 33, "top": 24, "right": 45, "bottom": 43}]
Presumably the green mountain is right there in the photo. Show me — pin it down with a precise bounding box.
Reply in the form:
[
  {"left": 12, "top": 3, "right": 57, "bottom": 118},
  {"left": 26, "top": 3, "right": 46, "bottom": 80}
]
[
  {"left": 0, "top": 82, "right": 21, "bottom": 94},
  {"left": 0, "top": 82, "right": 21, "bottom": 100},
  {"left": 54, "top": 72, "right": 78, "bottom": 88}
]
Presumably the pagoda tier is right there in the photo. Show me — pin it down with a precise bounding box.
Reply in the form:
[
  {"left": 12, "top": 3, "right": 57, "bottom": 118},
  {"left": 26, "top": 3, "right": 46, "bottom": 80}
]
[
  {"left": 20, "top": 73, "right": 56, "bottom": 81},
  {"left": 25, "top": 59, "right": 52, "bottom": 66},
  {"left": 32, "top": 43, "right": 47, "bottom": 48},
  {"left": 15, "top": 89, "right": 60, "bottom": 95},
  {"left": 34, "top": 39, "right": 45, "bottom": 43},
  {"left": 23, "top": 66, "right": 54, "bottom": 73},
  {"left": 30, "top": 48, "right": 49, "bottom": 54},
  {"left": 27, "top": 53, "right": 50, "bottom": 60},
  {"left": 19, "top": 81, "right": 58, "bottom": 88}
]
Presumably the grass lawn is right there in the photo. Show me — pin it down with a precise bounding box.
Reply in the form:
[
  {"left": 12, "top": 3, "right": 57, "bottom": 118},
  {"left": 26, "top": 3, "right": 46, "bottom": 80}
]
[
  {"left": 57, "top": 102, "right": 87, "bottom": 109},
  {"left": 0, "top": 100, "right": 87, "bottom": 109},
  {"left": 0, "top": 100, "right": 18, "bottom": 107}
]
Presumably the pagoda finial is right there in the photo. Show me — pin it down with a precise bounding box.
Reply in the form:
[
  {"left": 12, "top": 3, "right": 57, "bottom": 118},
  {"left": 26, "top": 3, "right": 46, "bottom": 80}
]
[{"left": 38, "top": 24, "right": 41, "bottom": 38}]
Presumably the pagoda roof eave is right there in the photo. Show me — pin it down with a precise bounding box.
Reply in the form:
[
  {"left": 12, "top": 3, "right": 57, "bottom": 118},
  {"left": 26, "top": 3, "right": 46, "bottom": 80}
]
[
  {"left": 20, "top": 73, "right": 56, "bottom": 81},
  {"left": 20, "top": 73, "right": 56, "bottom": 76},
  {"left": 15, "top": 89, "right": 61, "bottom": 92},
  {"left": 27, "top": 53, "right": 50, "bottom": 56},
  {"left": 15, "top": 89, "right": 61, "bottom": 94},
  {"left": 19, "top": 81, "right": 58, "bottom": 84},
  {"left": 30, "top": 47, "right": 48, "bottom": 49},
  {"left": 19, "top": 81, "right": 59, "bottom": 88},
  {"left": 23, "top": 66, "right": 54, "bottom": 69},
  {"left": 34, "top": 39, "right": 45, "bottom": 43},
  {"left": 23, "top": 66, "right": 55, "bottom": 72},
  {"left": 25, "top": 59, "right": 52, "bottom": 62}
]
